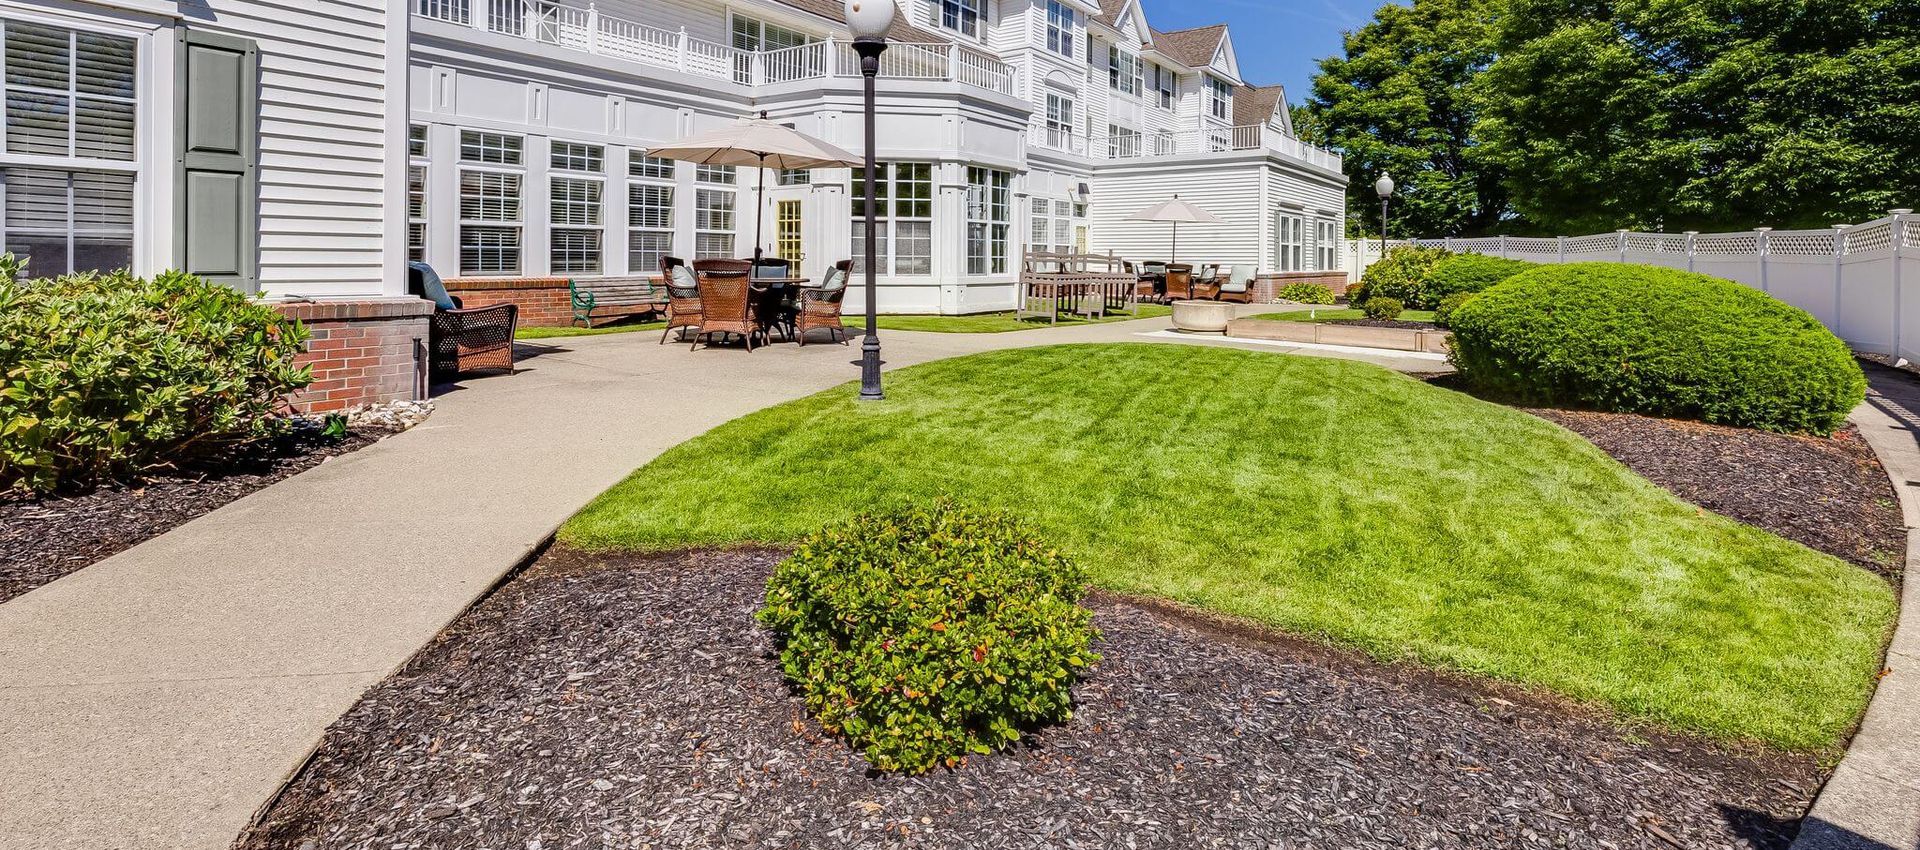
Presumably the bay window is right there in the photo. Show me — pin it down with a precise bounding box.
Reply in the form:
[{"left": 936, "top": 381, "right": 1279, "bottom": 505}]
[
  {"left": 1, "top": 18, "right": 137, "bottom": 276},
  {"left": 458, "top": 130, "right": 524, "bottom": 275},
  {"left": 850, "top": 162, "right": 932, "bottom": 276},
  {"left": 965, "top": 167, "right": 1009, "bottom": 275}
]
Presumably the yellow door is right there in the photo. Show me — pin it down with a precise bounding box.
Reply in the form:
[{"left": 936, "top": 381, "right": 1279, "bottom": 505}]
[{"left": 776, "top": 200, "right": 803, "bottom": 264}]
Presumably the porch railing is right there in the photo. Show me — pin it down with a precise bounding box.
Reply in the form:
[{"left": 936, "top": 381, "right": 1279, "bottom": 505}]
[
  {"left": 1026, "top": 121, "right": 1344, "bottom": 171},
  {"left": 416, "top": 0, "right": 1017, "bottom": 95}
]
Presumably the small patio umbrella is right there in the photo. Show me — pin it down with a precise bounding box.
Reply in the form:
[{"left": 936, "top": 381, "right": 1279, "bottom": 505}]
[
  {"left": 1127, "top": 195, "right": 1223, "bottom": 264},
  {"left": 646, "top": 113, "right": 862, "bottom": 262}
]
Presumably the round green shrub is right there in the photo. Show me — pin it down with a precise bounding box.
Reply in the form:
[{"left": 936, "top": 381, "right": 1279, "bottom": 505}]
[
  {"left": 1278, "top": 281, "right": 1336, "bottom": 305},
  {"left": 1359, "top": 245, "right": 1451, "bottom": 309},
  {"left": 758, "top": 501, "right": 1100, "bottom": 773},
  {"left": 1433, "top": 292, "right": 1475, "bottom": 328},
  {"left": 0, "top": 256, "right": 313, "bottom": 494},
  {"left": 1362, "top": 296, "right": 1405, "bottom": 320},
  {"left": 1344, "top": 282, "right": 1368, "bottom": 305},
  {"left": 1447, "top": 263, "right": 1865, "bottom": 435},
  {"left": 1429, "top": 253, "right": 1536, "bottom": 300}
]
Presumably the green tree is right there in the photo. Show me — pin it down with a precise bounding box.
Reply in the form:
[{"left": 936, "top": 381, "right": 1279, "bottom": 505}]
[
  {"left": 1301, "top": 0, "right": 1514, "bottom": 237},
  {"left": 1476, "top": 0, "right": 1920, "bottom": 232}
]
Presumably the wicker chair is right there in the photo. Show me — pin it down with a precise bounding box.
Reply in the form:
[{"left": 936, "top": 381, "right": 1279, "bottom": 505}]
[
  {"left": 1192, "top": 264, "right": 1222, "bottom": 300},
  {"left": 750, "top": 257, "right": 797, "bottom": 341},
  {"left": 407, "top": 262, "right": 518, "bottom": 378},
  {"left": 797, "top": 260, "right": 852, "bottom": 346},
  {"left": 1164, "top": 263, "right": 1194, "bottom": 300},
  {"left": 689, "top": 259, "right": 758, "bottom": 351},
  {"left": 659, "top": 256, "right": 701, "bottom": 345},
  {"left": 1218, "top": 264, "right": 1257, "bottom": 304},
  {"left": 1140, "top": 261, "right": 1169, "bottom": 301}
]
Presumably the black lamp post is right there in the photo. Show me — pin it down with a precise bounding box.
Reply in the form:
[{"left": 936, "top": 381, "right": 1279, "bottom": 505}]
[
  {"left": 847, "top": 0, "right": 892, "bottom": 402},
  {"left": 1374, "top": 173, "right": 1395, "bottom": 260}
]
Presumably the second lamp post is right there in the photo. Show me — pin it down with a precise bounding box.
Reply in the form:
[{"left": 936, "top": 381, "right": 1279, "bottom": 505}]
[
  {"left": 1374, "top": 173, "right": 1395, "bottom": 261},
  {"left": 847, "top": 0, "right": 892, "bottom": 402}
]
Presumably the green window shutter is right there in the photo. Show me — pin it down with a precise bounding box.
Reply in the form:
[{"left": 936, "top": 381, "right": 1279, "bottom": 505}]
[{"left": 175, "top": 29, "right": 258, "bottom": 291}]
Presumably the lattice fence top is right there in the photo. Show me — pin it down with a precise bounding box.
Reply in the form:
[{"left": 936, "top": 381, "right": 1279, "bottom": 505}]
[
  {"left": 1692, "top": 232, "right": 1761, "bottom": 255},
  {"left": 1505, "top": 237, "right": 1560, "bottom": 254},
  {"left": 1448, "top": 237, "right": 1503, "bottom": 252},
  {"left": 1846, "top": 221, "right": 1895, "bottom": 255},
  {"left": 1563, "top": 234, "right": 1621, "bottom": 253},
  {"left": 1766, "top": 230, "right": 1835, "bottom": 257},
  {"left": 1625, "top": 232, "right": 1687, "bottom": 252}
]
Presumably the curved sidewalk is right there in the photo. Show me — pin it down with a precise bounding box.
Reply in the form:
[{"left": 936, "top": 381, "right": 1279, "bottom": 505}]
[
  {"left": 0, "top": 316, "right": 1437, "bottom": 850},
  {"left": 1794, "top": 364, "right": 1920, "bottom": 850}
]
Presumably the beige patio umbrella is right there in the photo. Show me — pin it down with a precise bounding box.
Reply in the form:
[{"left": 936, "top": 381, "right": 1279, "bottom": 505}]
[
  {"left": 646, "top": 113, "right": 862, "bottom": 262},
  {"left": 1127, "top": 195, "right": 1223, "bottom": 264}
]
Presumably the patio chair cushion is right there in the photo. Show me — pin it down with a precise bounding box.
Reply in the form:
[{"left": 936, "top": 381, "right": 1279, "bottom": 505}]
[
  {"left": 671, "top": 263, "right": 699, "bottom": 293},
  {"left": 819, "top": 265, "right": 847, "bottom": 291},
  {"left": 1222, "top": 265, "right": 1257, "bottom": 292},
  {"left": 410, "top": 262, "right": 459, "bottom": 311},
  {"left": 752, "top": 260, "right": 791, "bottom": 281}
]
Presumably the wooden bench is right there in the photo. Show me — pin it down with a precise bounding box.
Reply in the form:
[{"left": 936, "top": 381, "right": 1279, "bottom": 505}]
[{"left": 570, "top": 276, "right": 667, "bottom": 327}]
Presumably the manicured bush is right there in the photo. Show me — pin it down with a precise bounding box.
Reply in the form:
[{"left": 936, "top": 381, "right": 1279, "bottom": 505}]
[
  {"left": 0, "top": 256, "right": 313, "bottom": 494},
  {"left": 1448, "top": 263, "right": 1865, "bottom": 434},
  {"left": 1344, "top": 282, "right": 1368, "bottom": 305},
  {"left": 1359, "top": 245, "right": 1452, "bottom": 309},
  {"left": 1278, "top": 281, "right": 1336, "bottom": 305},
  {"left": 1429, "top": 253, "right": 1536, "bottom": 300},
  {"left": 1433, "top": 292, "right": 1475, "bottom": 328},
  {"left": 1362, "top": 297, "right": 1405, "bottom": 320},
  {"left": 758, "top": 501, "right": 1100, "bottom": 773}
]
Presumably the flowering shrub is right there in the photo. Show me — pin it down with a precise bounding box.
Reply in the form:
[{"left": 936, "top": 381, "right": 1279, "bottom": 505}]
[
  {"left": 758, "top": 501, "right": 1099, "bottom": 773},
  {"left": 0, "top": 255, "right": 311, "bottom": 494}
]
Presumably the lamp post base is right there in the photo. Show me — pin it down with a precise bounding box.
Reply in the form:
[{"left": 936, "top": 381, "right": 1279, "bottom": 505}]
[{"left": 856, "top": 331, "right": 885, "bottom": 401}]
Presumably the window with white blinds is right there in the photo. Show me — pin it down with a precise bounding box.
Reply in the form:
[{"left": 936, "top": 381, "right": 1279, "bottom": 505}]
[
  {"left": 458, "top": 129, "right": 523, "bottom": 275},
  {"left": 1, "top": 18, "right": 137, "bottom": 276}
]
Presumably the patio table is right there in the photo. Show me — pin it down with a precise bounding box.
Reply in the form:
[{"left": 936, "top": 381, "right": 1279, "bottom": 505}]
[{"left": 750, "top": 276, "right": 809, "bottom": 342}]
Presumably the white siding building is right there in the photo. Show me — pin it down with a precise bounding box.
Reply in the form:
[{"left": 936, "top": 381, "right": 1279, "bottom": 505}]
[{"left": 1, "top": 0, "right": 1344, "bottom": 318}]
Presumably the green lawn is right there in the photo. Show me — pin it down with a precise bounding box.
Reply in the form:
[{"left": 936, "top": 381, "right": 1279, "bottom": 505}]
[
  {"left": 847, "top": 305, "right": 1171, "bottom": 334},
  {"left": 561, "top": 344, "right": 1894, "bottom": 752},
  {"left": 1250, "top": 308, "right": 1438, "bottom": 324},
  {"left": 517, "top": 320, "right": 666, "bottom": 340}
]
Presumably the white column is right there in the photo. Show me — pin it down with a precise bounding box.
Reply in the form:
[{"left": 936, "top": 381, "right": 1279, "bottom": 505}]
[
  {"left": 605, "top": 143, "right": 629, "bottom": 276},
  {"left": 525, "top": 135, "right": 551, "bottom": 276},
  {"left": 1894, "top": 209, "right": 1912, "bottom": 360},
  {"left": 428, "top": 123, "right": 461, "bottom": 274},
  {"left": 1684, "top": 231, "right": 1697, "bottom": 275}
]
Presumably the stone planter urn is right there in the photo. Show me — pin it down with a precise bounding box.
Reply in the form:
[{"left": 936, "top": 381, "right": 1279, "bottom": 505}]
[{"left": 1171, "top": 299, "right": 1234, "bottom": 333}]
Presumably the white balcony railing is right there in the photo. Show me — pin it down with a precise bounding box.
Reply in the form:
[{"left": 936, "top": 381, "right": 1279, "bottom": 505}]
[
  {"left": 415, "top": 0, "right": 1018, "bottom": 95},
  {"left": 1027, "top": 121, "right": 1344, "bottom": 171}
]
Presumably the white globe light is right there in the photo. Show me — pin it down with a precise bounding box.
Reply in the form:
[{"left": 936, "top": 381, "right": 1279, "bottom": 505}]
[
  {"left": 845, "top": 0, "right": 895, "bottom": 38},
  {"left": 1374, "top": 173, "right": 1395, "bottom": 198}
]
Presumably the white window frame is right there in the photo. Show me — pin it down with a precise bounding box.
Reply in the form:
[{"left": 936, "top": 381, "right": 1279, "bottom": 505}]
[
  {"left": 407, "top": 125, "right": 427, "bottom": 264},
  {"left": 1275, "top": 212, "right": 1304, "bottom": 272},
  {"left": 851, "top": 162, "right": 933, "bottom": 277},
  {"left": 1045, "top": 93, "right": 1074, "bottom": 150},
  {"left": 1315, "top": 219, "right": 1339, "bottom": 271},
  {"left": 1108, "top": 46, "right": 1141, "bottom": 96},
  {"left": 1107, "top": 124, "right": 1140, "bottom": 158},
  {"left": 964, "top": 166, "right": 1009, "bottom": 276},
  {"left": 1045, "top": 1, "right": 1074, "bottom": 56},
  {"left": 694, "top": 187, "right": 735, "bottom": 259},
  {"left": 1207, "top": 76, "right": 1232, "bottom": 121},
  {"left": 1153, "top": 64, "right": 1175, "bottom": 110},
  {"left": 457, "top": 129, "right": 525, "bottom": 276},
  {"left": 628, "top": 154, "right": 674, "bottom": 275},
  {"left": 1, "top": 14, "right": 143, "bottom": 277},
  {"left": 938, "top": 0, "right": 986, "bottom": 40}
]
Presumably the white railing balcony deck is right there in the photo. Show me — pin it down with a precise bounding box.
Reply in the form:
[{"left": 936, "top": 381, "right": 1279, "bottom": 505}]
[
  {"left": 1027, "top": 121, "right": 1344, "bottom": 172},
  {"left": 415, "top": 0, "right": 1018, "bottom": 95}
]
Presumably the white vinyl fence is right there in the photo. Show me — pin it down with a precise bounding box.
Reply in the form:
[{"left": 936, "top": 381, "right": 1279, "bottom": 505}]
[{"left": 1346, "top": 209, "right": 1920, "bottom": 359}]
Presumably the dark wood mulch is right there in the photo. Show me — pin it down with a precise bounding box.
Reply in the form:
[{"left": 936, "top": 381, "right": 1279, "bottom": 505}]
[
  {"left": 0, "top": 425, "right": 390, "bottom": 603},
  {"left": 1334, "top": 317, "right": 1440, "bottom": 330},
  {"left": 1527, "top": 410, "right": 1903, "bottom": 581},
  {"left": 242, "top": 548, "right": 1820, "bottom": 850}
]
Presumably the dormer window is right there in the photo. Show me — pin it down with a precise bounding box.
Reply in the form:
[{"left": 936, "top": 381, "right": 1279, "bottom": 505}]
[
  {"left": 1045, "top": 1, "right": 1074, "bottom": 57},
  {"left": 1207, "top": 76, "right": 1231, "bottom": 121},
  {"left": 1108, "top": 47, "right": 1141, "bottom": 96},
  {"left": 939, "top": 0, "right": 985, "bottom": 39}
]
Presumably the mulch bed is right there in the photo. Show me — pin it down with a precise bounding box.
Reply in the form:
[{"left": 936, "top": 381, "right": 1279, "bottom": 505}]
[
  {"left": 1333, "top": 318, "right": 1439, "bottom": 330},
  {"left": 0, "top": 425, "right": 391, "bottom": 603},
  {"left": 1526, "top": 410, "right": 1904, "bottom": 581},
  {"left": 242, "top": 548, "right": 1820, "bottom": 850}
]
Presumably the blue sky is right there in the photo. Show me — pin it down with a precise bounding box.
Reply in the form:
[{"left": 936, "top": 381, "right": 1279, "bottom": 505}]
[{"left": 1139, "top": 0, "right": 1395, "bottom": 103}]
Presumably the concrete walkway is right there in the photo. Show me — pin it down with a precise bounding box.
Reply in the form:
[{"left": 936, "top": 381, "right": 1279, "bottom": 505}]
[
  {"left": 1794, "top": 363, "right": 1920, "bottom": 850},
  {"left": 0, "top": 314, "right": 1435, "bottom": 850}
]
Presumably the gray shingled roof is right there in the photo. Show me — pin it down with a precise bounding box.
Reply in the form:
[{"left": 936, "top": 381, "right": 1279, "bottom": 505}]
[
  {"left": 1149, "top": 25, "right": 1226, "bottom": 69},
  {"left": 1091, "top": 0, "right": 1131, "bottom": 29},
  {"left": 1233, "top": 84, "right": 1285, "bottom": 128}
]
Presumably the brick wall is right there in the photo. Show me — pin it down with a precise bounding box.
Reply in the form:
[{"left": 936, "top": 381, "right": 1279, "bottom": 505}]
[
  {"left": 444, "top": 277, "right": 574, "bottom": 327},
  {"left": 1254, "top": 272, "right": 1352, "bottom": 303},
  {"left": 275, "top": 299, "right": 434, "bottom": 413}
]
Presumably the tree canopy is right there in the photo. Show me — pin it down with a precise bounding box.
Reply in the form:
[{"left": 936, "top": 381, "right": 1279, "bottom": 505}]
[{"left": 1303, "top": 0, "right": 1920, "bottom": 234}]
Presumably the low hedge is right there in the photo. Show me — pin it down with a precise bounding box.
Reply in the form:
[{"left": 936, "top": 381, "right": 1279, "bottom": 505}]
[
  {"left": 1362, "top": 297, "right": 1405, "bottom": 320},
  {"left": 758, "top": 501, "right": 1099, "bottom": 773},
  {"left": 0, "top": 256, "right": 312, "bottom": 494},
  {"left": 1278, "top": 281, "right": 1336, "bottom": 305},
  {"left": 1447, "top": 263, "right": 1864, "bottom": 434},
  {"left": 1356, "top": 245, "right": 1451, "bottom": 308},
  {"left": 1429, "top": 253, "right": 1536, "bottom": 300}
]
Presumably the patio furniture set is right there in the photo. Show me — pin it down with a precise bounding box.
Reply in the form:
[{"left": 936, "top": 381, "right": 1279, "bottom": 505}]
[
  {"left": 659, "top": 256, "right": 852, "bottom": 351},
  {"left": 1016, "top": 252, "right": 1258, "bottom": 325}
]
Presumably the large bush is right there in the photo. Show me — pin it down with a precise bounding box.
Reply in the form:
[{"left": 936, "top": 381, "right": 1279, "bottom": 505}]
[
  {"left": 758, "top": 501, "right": 1099, "bottom": 773},
  {"left": 1428, "top": 253, "right": 1536, "bottom": 300},
  {"left": 1448, "top": 263, "right": 1864, "bottom": 434},
  {"left": 1356, "top": 245, "right": 1452, "bottom": 308},
  {"left": 0, "top": 256, "right": 312, "bottom": 494}
]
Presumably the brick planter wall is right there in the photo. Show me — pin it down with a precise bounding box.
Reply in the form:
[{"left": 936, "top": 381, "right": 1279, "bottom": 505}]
[
  {"left": 1254, "top": 272, "right": 1351, "bottom": 303},
  {"left": 444, "top": 277, "right": 577, "bottom": 327},
  {"left": 275, "top": 298, "right": 434, "bottom": 413}
]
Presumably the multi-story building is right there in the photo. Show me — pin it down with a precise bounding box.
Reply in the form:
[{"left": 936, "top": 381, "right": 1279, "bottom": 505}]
[{"left": 0, "top": 0, "right": 1345, "bottom": 400}]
